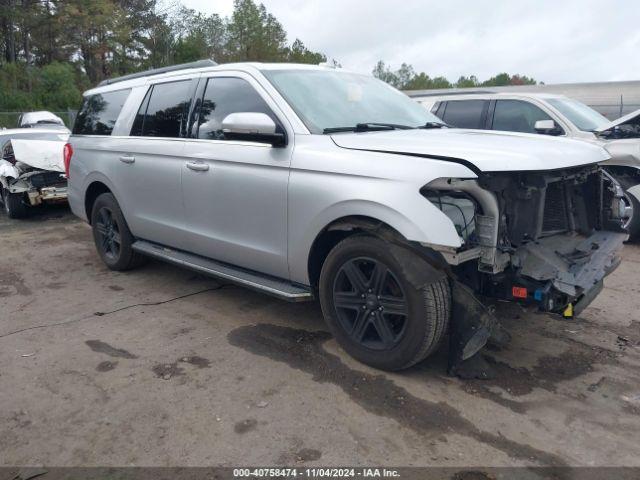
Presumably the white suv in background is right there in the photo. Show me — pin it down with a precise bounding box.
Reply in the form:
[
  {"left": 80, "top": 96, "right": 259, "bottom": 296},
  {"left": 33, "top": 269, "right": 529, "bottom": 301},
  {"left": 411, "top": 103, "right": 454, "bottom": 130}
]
[{"left": 416, "top": 92, "right": 640, "bottom": 236}]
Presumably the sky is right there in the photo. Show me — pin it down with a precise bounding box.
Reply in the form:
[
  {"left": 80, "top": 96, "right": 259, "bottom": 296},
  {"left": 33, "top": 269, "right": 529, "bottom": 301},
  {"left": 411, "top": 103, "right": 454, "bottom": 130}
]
[{"left": 180, "top": 0, "right": 640, "bottom": 84}]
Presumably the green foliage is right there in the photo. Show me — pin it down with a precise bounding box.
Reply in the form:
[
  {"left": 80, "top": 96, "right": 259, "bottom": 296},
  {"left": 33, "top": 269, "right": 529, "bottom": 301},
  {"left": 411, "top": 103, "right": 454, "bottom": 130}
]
[
  {"left": 225, "top": 0, "right": 287, "bottom": 61},
  {"left": 0, "top": 0, "right": 540, "bottom": 118},
  {"left": 455, "top": 75, "right": 479, "bottom": 88},
  {"left": 0, "top": 63, "right": 35, "bottom": 110},
  {"left": 0, "top": 0, "right": 326, "bottom": 115},
  {"left": 37, "top": 62, "right": 83, "bottom": 111},
  {"left": 287, "top": 39, "right": 326, "bottom": 64},
  {"left": 373, "top": 62, "right": 538, "bottom": 90},
  {"left": 0, "top": 61, "right": 81, "bottom": 112},
  {"left": 480, "top": 72, "right": 537, "bottom": 87},
  {"left": 372, "top": 61, "right": 454, "bottom": 90}
]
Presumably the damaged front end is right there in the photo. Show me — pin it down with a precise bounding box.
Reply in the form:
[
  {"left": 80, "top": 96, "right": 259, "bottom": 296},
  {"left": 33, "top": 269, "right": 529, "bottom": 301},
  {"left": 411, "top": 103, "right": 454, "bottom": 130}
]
[
  {"left": 0, "top": 138, "right": 68, "bottom": 216},
  {"left": 423, "top": 164, "right": 627, "bottom": 373},
  {"left": 425, "top": 165, "right": 626, "bottom": 316}
]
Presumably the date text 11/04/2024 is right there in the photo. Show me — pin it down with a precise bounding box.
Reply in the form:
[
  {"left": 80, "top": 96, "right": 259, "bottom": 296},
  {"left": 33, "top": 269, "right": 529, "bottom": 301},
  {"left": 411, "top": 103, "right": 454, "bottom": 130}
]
[{"left": 233, "top": 468, "right": 401, "bottom": 478}]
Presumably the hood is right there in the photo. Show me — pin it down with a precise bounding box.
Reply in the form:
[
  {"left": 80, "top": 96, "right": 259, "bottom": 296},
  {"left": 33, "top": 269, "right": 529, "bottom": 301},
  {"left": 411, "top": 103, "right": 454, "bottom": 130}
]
[
  {"left": 11, "top": 139, "right": 66, "bottom": 172},
  {"left": 330, "top": 128, "right": 610, "bottom": 173},
  {"left": 595, "top": 108, "right": 640, "bottom": 138}
]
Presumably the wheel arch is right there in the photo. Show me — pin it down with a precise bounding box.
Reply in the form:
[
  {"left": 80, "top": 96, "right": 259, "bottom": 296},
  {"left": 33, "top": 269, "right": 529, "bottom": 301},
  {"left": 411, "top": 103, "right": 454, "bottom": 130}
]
[
  {"left": 605, "top": 165, "right": 640, "bottom": 202},
  {"left": 84, "top": 180, "right": 113, "bottom": 224},
  {"left": 307, "top": 215, "right": 406, "bottom": 290},
  {"left": 291, "top": 196, "right": 461, "bottom": 286}
]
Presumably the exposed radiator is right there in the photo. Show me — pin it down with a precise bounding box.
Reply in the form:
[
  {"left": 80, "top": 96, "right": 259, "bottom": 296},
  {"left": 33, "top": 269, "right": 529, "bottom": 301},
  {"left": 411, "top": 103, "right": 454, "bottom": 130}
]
[{"left": 542, "top": 181, "right": 569, "bottom": 234}]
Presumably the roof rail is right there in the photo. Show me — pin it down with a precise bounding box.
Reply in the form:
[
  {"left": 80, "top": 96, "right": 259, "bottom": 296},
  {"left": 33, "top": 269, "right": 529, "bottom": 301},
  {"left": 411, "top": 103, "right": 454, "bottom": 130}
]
[
  {"left": 406, "top": 89, "right": 495, "bottom": 98},
  {"left": 98, "top": 59, "right": 218, "bottom": 87}
]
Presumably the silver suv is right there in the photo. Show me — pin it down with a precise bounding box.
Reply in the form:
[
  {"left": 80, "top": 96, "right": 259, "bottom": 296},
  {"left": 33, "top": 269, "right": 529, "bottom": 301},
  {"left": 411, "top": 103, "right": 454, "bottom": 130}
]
[{"left": 68, "top": 61, "right": 627, "bottom": 372}]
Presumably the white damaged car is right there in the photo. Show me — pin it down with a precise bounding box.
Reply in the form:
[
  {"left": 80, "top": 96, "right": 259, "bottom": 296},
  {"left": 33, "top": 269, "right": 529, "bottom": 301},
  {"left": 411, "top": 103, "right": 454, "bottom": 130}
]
[{"left": 0, "top": 128, "right": 70, "bottom": 218}]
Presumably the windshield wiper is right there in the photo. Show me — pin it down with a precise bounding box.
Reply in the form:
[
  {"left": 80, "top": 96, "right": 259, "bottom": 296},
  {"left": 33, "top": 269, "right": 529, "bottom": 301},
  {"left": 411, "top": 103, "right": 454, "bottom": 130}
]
[
  {"left": 323, "top": 122, "right": 414, "bottom": 134},
  {"left": 418, "top": 121, "right": 449, "bottom": 129}
]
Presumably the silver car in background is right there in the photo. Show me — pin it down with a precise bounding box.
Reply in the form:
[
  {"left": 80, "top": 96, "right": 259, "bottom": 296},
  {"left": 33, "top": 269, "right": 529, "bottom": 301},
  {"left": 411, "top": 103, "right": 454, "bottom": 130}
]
[{"left": 67, "top": 61, "right": 627, "bottom": 373}]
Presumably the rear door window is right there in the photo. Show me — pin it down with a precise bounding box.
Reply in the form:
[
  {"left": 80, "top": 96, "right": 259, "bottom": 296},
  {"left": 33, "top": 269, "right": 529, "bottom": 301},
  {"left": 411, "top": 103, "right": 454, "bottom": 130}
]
[
  {"left": 491, "top": 100, "right": 554, "bottom": 133},
  {"left": 440, "top": 100, "right": 487, "bottom": 129},
  {"left": 196, "top": 77, "right": 281, "bottom": 141},
  {"left": 131, "top": 80, "right": 192, "bottom": 138},
  {"left": 73, "top": 89, "right": 131, "bottom": 135}
]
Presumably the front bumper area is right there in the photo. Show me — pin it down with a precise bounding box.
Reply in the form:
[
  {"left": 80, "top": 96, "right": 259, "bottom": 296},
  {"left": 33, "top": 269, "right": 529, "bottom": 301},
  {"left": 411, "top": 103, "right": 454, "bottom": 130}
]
[
  {"left": 512, "top": 230, "right": 626, "bottom": 314},
  {"left": 28, "top": 186, "right": 68, "bottom": 205}
]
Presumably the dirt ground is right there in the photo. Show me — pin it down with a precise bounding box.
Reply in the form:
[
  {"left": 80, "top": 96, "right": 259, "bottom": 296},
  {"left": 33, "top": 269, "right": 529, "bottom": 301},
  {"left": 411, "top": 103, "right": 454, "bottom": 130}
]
[{"left": 1, "top": 206, "right": 639, "bottom": 468}]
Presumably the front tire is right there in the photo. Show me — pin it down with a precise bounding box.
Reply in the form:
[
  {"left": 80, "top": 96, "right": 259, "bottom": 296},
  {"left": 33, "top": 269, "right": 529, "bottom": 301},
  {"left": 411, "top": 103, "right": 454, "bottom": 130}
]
[
  {"left": 319, "top": 235, "right": 451, "bottom": 371},
  {"left": 622, "top": 193, "right": 640, "bottom": 239},
  {"left": 91, "top": 192, "right": 146, "bottom": 270},
  {"left": 615, "top": 176, "right": 640, "bottom": 239},
  {"left": 2, "top": 188, "right": 28, "bottom": 219}
]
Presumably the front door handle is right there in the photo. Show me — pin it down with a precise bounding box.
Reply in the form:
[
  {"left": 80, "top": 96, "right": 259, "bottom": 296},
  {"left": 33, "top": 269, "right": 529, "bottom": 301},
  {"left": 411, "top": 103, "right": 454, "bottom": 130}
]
[
  {"left": 186, "top": 161, "right": 210, "bottom": 172},
  {"left": 119, "top": 155, "right": 135, "bottom": 164}
]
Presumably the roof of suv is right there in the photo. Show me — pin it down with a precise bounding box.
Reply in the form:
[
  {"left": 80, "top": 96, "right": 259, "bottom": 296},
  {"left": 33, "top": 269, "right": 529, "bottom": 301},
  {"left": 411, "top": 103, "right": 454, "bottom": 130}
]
[{"left": 85, "top": 62, "right": 349, "bottom": 96}]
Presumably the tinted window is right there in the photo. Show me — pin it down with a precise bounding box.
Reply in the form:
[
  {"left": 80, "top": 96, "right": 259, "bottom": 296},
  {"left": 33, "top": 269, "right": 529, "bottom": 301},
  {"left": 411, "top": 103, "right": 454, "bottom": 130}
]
[
  {"left": 441, "top": 100, "right": 486, "bottom": 129},
  {"left": 492, "top": 100, "right": 553, "bottom": 134},
  {"left": 73, "top": 89, "right": 131, "bottom": 135},
  {"left": 134, "top": 80, "right": 192, "bottom": 138},
  {"left": 197, "top": 77, "right": 279, "bottom": 140},
  {"left": 130, "top": 87, "right": 151, "bottom": 137}
]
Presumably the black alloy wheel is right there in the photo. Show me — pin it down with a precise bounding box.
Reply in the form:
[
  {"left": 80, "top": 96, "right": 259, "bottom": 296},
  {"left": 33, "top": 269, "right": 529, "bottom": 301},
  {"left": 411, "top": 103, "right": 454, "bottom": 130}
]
[
  {"left": 94, "top": 206, "right": 122, "bottom": 262},
  {"left": 332, "top": 257, "right": 408, "bottom": 350},
  {"left": 90, "top": 192, "right": 147, "bottom": 271},
  {"left": 319, "top": 235, "right": 451, "bottom": 371}
]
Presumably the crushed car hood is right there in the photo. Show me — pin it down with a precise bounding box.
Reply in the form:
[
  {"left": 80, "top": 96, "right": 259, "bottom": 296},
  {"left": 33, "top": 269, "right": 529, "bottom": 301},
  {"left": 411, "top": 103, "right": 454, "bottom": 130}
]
[
  {"left": 331, "top": 128, "right": 610, "bottom": 172},
  {"left": 595, "top": 107, "right": 640, "bottom": 136},
  {"left": 11, "top": 139, "right": 66, "bottom": 172}
]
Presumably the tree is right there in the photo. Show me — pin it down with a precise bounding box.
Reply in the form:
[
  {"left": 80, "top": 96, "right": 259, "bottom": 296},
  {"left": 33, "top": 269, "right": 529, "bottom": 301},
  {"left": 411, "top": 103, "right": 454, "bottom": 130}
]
[
  {"left": 57, "top": 0, "right": 122, "bottom": 83},
  {"left": 481, "top": 72, "right": 537, "bottom": 87},
  {"left": 373, "top": 61, "right": 452, "bottom": 90},
  {"left": 226, "top": 0, "right": 287, "bottom": 62},
  {"left": 372, "top": 60, "right": 399, "bottom": 87},
  {"left": 455, "top": 75, "right": 479, "bottom": 88},
  {"left": 373, "top": 60, "right": 538, "bottom": 90},
  {"left": 287, "top": 38, "right": 325, "bottom": 64},
  {"left": 36, "top": 61, "right": 82, "bottom": 110}
]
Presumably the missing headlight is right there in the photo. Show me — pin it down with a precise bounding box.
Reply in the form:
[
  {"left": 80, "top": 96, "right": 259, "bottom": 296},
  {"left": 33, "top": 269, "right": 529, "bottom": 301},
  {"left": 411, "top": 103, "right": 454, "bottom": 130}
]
[{"left": 423, "top": 191, "right": 478, "bottom": 244}]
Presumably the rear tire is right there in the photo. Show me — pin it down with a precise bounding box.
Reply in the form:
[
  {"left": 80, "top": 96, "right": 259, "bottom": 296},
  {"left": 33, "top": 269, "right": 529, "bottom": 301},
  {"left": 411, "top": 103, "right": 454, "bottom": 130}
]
[
  {"left": 91, "top": 192, "right": 146, "bottom": 271},
  {"left": 2, "top": 188, "right": 28, "bottom": 219},
  {"left": 319, "top": 235, "right": 451, "bottom": 371}
]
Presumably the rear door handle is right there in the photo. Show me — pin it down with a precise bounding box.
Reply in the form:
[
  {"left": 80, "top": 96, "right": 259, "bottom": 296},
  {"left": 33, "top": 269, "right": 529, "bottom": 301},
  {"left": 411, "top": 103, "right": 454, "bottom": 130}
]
[
  {"left": 186, "top": 161, "right": 210, "bottom": 172},
  {"left": 119, "top": 155, "right": 135, "bottom": 164}
]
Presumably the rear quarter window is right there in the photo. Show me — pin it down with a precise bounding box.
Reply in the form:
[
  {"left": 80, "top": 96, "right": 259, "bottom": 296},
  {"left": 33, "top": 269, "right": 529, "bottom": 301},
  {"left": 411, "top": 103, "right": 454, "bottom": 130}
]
[
  {"left": 130, "top": 80, "right": 193, "bottom": 138},
  {"left": 73, "top": 89, "right": 131, "bottom": 135}
]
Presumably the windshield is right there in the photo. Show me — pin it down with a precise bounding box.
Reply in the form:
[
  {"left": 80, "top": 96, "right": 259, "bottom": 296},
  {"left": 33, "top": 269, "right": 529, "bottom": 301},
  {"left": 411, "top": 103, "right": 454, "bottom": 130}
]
[
  {"left": 262, "top": 69, "right": 441, "bottom": 134},
  {"left": 547, "top": 98, "right": 610, "bottom": 132}
]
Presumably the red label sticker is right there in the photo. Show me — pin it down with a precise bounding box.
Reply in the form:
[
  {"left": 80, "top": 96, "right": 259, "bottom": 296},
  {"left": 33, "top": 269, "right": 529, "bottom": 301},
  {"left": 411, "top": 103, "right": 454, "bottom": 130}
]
[{"left": 512, "top": 286, "right": 528, "bottom": 299}]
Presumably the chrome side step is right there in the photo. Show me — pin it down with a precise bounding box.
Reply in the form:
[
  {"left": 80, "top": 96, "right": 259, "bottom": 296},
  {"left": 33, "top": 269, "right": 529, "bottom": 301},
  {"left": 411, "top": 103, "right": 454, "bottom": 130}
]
[{"left": 132, "top": 240, "right": 313, "bottom": 302}]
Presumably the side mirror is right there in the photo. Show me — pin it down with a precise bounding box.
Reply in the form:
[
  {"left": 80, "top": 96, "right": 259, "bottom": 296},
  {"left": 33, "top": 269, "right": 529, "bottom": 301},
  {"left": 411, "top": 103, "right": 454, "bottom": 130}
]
[
  {"left": 534, "top": 119, "right": 562, "bottom": 136},
  {"left": 221, "top": 112, "right": 286, "bottom": 147}
]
